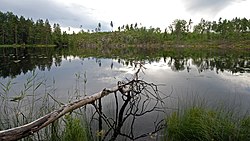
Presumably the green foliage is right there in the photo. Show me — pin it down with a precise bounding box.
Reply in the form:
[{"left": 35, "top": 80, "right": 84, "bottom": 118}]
[
  {"left": 70, "top": 17, "right": 250, "bottom": 47},
  {"left": 0, "top": 70, "right": 92, "bottom": 140},
  {"left": 62, "top": 115, "right": 90, "bottom": 141},
  {"left": 0, "top": 11, "right": 65, "bottom": 46},
  {"left": 239, "top": 117, "right": 250, "bottom": 140},
  {"left": 1, "top": 10, "right": 249, "bottom": 48},
  {"left": 166, "top": 107, "right": 250, "bottom": 141},
  {"left": 0, "top": 72, "right": 62, "bottom": 140}
]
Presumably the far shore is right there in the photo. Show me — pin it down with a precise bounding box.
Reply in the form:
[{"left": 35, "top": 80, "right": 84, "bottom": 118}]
[
  {"left": 0, "top": 44, "right": 56, "bottom": 48},
  {"left": 0, "top": 40, "right": 250, "bottom": 50}
]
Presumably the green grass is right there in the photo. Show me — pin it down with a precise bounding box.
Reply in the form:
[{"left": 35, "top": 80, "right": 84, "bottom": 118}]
[
  {"left": 0, "top": 71, "right": 92, "bottom": 141},
  {"left": 165, "top": 107, "right": 250, "bottom": 141},
  {"left": 62, "top": 114, "right": 91, "bottom": 141}
]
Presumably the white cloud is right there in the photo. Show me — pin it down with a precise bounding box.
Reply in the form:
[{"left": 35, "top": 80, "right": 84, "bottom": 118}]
[
  {"left": 215, "top": 0, "right": 250, "bottom": 20},
  {"left": 0, "top": 0, "right": 249, "bottom": 32}
]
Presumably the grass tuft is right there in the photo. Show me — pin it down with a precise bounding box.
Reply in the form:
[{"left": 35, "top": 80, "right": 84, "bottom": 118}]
[
  {"left": 62, "top": 114, "right": 90, "bottom": 141},
  {"left": 166, "top": 107, "right": 250, "bottom": 141}
]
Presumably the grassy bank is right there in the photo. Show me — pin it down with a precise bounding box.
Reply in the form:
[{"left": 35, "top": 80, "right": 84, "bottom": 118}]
[{"left": 165, "top": 106, "right": 250, "bottom": 141}]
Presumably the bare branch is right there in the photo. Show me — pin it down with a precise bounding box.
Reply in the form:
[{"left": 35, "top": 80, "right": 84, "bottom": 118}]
[
  {"left": 0, "top": 64, "right": 168, "bottom": 141},
  {"left": 0, "top": 82, "right": 132, "bottom": 141}
]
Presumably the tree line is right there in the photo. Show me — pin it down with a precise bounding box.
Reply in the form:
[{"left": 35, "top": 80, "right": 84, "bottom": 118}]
[
  {"left": 73, "top": 18, "right": 250, "bottom": 47},
  {"left": 1, "top": 11, "right": 250, "bottom": 47},
  {"left": 114, "top": 17, "right": 250, "bottom": 43},
  {"left": 166, "top": 18, "right": 250, "bottom": 42},
  {"left": 0, "top": 11, "right": 68, "bottom": 46}
]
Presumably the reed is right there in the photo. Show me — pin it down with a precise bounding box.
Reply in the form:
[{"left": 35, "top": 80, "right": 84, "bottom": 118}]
[
  {"left": 0, "top": 71, "right": 92, "bottom": 140},
  {"left": 165, "top": 100, "right": 250, "bottom": 141}
]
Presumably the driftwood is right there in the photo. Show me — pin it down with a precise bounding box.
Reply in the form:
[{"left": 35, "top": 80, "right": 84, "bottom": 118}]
[
  {"left": 0, "top": 71, "right": 137, "bottom": 141},
  {"left": 89, "top": 65, "right": 167, "bottom": 141},
  {"left": 0, "top": 66, "right": 167, "bottom": 141}
]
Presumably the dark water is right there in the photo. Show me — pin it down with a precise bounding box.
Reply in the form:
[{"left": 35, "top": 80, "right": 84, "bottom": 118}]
[
  {"left": 1, "top": 47, "right": 249, "bottom": 101},
  {"left": 0, "top": 47, "right": 250, "bottom": 140}
]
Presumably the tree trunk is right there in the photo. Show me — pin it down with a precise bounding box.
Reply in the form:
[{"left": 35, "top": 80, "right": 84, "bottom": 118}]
[
  {"left": 0, "top": 85, "right": 130, "bottom": 141},
  {"left": 0, "top": 66, "right": 141, "bottom": 141}
]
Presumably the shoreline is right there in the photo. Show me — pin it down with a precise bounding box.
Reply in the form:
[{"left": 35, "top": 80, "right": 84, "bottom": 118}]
[{"left": 0, "top": 44, "right": 56, "bottom": 48}]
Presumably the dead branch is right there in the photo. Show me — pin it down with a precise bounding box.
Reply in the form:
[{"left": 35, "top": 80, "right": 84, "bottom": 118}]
[
  {"left": 0, "top": 65, "right": 166, "bottom": 141},
  {"left": 93, "top": 78, "right": 167, "bottom": 141},
  {"left": 0, "top": 79, "right": 133, "bottom": 141}
]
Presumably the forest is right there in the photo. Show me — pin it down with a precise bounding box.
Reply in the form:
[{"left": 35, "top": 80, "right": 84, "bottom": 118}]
[
  {"left": 72, "top": 18, "right": 250, "bottom": 46},
  {"left": 0, "top": 11, "right": 68, "bottom": 46},
  {"left": 0, "top": 11, "right": 250, "bottom": 48}
]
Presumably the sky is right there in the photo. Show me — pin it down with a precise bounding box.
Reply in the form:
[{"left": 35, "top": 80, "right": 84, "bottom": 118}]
[{"left": 0, "top": 0, "right": 249, "bottom": 33}]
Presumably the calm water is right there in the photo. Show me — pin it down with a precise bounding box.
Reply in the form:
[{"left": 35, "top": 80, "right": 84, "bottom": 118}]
[
  {"left": 0, "top": 47, "right": 250, "bottom": 139},
  {"left": 1, "top": 47, "right": 249, "bottom": 103}
]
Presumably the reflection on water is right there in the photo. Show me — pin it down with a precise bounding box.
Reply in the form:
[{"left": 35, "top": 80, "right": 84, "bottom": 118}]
[
  {"left": 0, "top": 47, "right": 249, "bottom": 101},
  {"left": 0, "top": 47, "right": 250, "bottom": 104},
  {"left": 0, "top": 47, "right": 250, "bottom": 139},
  {"left": 0, "top": 47, "right": 249, "bottom": 78}
]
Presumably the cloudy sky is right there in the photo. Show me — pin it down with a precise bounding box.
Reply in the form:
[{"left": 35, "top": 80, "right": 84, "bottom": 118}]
[{"left": 0, "top": 0, "right": 249, "bottom": 32}]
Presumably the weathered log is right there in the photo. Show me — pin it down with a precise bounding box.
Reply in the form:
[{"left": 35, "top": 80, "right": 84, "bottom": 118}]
[
  {"left": 0, "top": 84, "right": 131, "bottom": 141},
  {"left": 0, "top": 65, "right": 142, "bottom": 141}
]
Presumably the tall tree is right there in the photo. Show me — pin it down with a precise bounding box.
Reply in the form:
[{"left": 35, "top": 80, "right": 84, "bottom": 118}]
[
  {"left": 52, "top": 23, "right": 62, "bottom": 46},
  {"left": 44, "top": 19, "right": 52, "bottom": 44},
  {"left": 27, "top": 18, "right": 35, "bottom": 44},
  {"left": 171, "top": 19, "right": 187, "bottom": 41},
  {"left": 0, "top": 11, "right": 5, "bottom": 44},
  {"left": 110, "top": 21, "right": 113, "bottom": 31},
  {"left": 98, "top": 22, "right": 101, "bottom": 32}
]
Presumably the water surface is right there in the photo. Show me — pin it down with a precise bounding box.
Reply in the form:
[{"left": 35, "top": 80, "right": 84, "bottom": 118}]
[{"left": 0, "top": 47, "right": 250, "bottom": 140}]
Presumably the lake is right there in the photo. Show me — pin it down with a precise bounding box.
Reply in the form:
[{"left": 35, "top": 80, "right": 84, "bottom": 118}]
[{"left": 0, "top": 47, "right": 250, "bottom": 140}]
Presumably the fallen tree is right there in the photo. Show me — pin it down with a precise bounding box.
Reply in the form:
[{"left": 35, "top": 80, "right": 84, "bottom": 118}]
[
  {"left": 0, "top": 65, "right": 167, "bottom": 141},
  {"left": 0, "top": 79, "right": 135, "bottom": 140},
  {"left": 0, "top": 67, "right": 126, "bottom": 140}
]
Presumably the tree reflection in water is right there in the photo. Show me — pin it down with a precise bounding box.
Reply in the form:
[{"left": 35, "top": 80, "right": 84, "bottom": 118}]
[{"left": 0, "top": 47, "right": 249, "bottom": 79}]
